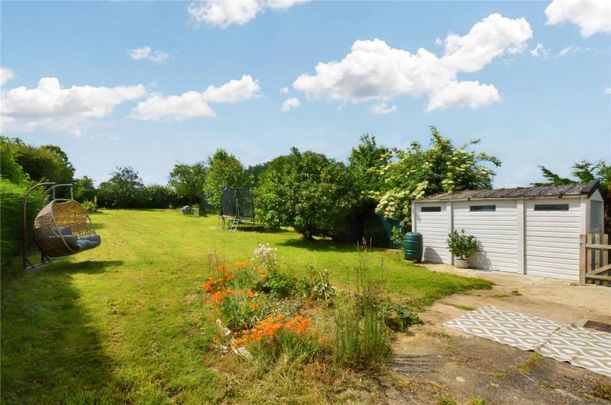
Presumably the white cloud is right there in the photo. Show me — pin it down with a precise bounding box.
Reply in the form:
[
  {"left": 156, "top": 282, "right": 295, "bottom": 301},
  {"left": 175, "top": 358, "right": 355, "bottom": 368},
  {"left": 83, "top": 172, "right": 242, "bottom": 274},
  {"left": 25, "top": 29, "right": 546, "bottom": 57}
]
[
  {"left": 545, "top": 0, "right": 611, "bottom": 37},
  {"left": 530, "top": 43, "right": 590, "bottom": 59},
  {"left": 131, "top": 91, "right": 216, "bottom": 121},
  {"left": 0, "top": 67, "right": 15, "bottom": 86},
  {"left": 370, "top": 101, "right": 397, "bottom": 115},
  {"left": 187, "top": 0, "right": 307, "bottom": 28},
  {"left": 605, "top": 87, "right": 611, "bottom": 95},
  {"left": 530, "top": 43, "right": 551, "bottom": 58},
  {"left": 202, "top": 75, "right": 260, "bottom": 103},
  {"left": 426, "top": 81, "right": 500, "bottom": 112},
  {"left": 1, "top": 77, "right": 145, "bottom": 133},
  {"left": 556, "top": 45, "right": 589, "bottom": 57},
  {"left": 281, "top": 97, "right": 300, "bottom": 111},
  {"left": 293, "top": 14, "right": 530, "bottom": 111},
  {"left": 132, "top": 74, "right": 260, "bottom": 121},
  {"left": 266, "top": 0, "right": 308, "bottom": 10},
  {"left": 130, "top": 46, "right": 170, "bottom": 64},
  {"left": 440, "top": 14, "right": 532, "bottom": 72},
  {"left": 280, "top": 86, "right": 289, "bottom": 94}
]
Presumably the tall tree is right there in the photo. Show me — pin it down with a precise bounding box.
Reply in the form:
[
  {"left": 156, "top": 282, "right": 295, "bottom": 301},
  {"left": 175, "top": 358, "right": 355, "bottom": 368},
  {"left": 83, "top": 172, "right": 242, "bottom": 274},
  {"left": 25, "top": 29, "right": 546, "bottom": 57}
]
[
  {"left": 533, "top": 166, "right": 572, "bottom": 186},
  {"left": 73, "top": 176, "right": 96, "bottom": 202},
  {"left": 256, "top": 148, "right": 357, "bottom": 239},
  {"left": 376, "top": 126, "right": 500, "bottom": 227},
  {"left": 1, "top": 136, "right": 75, "bottom": 184},
  {"left": 348, "top": 134, "right": 392, "bottom": 197},
  {"left": 168, "top": 162, "right": 207, "bottom": 204},
  {"left": 40, "top": 144, "right": 75, "bottom": 182},
  {"left": 535, "top": 160, "right": 611, "bottom": 233},
  {"left": 97, "top": 167, "right": 145, "bottom": 208},
  {"left": 204, "top": 149, "right": 249, "bottom": 209},
  {"left": 246, "top": 162, "right": 269, "bottom": 188},
  {"left": 534, "top": 160, "right": 610, "bottom": 191}
]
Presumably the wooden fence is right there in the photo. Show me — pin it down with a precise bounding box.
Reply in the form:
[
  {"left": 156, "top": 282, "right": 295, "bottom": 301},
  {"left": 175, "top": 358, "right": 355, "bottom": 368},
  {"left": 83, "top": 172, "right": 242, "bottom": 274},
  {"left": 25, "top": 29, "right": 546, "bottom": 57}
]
[{"left": 580, "top": 234, "right": 610, "bottom": 286}]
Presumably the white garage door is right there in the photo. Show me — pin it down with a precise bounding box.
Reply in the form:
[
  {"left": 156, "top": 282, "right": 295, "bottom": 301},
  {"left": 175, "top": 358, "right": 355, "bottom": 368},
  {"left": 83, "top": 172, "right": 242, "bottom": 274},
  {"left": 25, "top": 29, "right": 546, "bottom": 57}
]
[
  {"left": 453, "top": 201, "right": 519, "bottom": 273},
  {"left": 525, "top": 199, "right": 581, "bottom": 280},
  {"left": 415, "top": 202, "right": 451, "bottom": 263}
]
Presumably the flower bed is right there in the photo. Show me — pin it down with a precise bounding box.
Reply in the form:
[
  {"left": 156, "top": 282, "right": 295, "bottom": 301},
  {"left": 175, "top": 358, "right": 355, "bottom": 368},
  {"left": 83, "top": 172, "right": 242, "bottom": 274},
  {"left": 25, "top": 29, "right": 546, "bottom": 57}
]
[{"left": 201, "top": 243, "right": 421, "bottom": 373}]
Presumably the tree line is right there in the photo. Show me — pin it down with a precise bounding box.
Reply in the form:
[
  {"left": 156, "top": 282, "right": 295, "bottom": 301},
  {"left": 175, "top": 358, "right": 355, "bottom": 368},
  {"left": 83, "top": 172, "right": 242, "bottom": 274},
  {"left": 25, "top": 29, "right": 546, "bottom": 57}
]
[{"left": 2, "top": 129, "right": 609, "bottom": 243}]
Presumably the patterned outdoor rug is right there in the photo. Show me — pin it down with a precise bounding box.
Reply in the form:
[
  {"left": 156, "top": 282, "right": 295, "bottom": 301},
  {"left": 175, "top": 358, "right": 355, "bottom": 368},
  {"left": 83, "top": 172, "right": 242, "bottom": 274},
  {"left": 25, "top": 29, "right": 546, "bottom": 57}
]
[{"left": 445, "top": 306, "right": 611, "bottom": 377}]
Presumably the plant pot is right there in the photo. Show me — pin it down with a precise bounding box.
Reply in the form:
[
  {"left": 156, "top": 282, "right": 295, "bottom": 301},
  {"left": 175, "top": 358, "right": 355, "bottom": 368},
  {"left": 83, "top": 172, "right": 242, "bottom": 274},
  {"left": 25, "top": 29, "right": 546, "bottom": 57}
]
[{"left": 455, "top": 258, "right": 469, "bottom": 269}]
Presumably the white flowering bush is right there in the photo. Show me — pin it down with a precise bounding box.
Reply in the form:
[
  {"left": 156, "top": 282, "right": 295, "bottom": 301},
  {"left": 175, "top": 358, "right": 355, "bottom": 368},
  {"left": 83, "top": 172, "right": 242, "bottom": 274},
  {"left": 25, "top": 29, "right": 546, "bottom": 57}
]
[
  {"left": 374, "top": 127, "right": 500, "bottom": 227},
  {"left": 253, "top": 243, "right": 278, "bottom": 273}
]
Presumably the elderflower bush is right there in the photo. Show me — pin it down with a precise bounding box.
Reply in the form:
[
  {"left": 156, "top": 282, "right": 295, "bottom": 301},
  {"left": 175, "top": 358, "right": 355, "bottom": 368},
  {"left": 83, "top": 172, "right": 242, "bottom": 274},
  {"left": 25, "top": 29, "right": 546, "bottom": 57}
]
[{"left": 374, "top": 127, "right": 500, "bottom": 227}]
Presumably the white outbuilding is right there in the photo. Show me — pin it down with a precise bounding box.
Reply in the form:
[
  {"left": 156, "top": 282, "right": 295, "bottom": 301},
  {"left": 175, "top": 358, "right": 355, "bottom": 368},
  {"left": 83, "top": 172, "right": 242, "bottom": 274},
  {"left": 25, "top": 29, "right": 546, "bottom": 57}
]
[{"left": 412, "top": 182, "right": 605, "bottom": 281}]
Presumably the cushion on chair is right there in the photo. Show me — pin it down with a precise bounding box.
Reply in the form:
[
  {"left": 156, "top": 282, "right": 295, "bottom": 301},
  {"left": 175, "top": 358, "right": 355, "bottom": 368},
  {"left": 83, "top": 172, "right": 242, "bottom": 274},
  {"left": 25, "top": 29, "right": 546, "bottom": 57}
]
[
  {"left": 53, "top": 226, "right": 73, "bottom": 236},
  {"left": 62, "top": 235, "right": 80, "bottom": 250},
  {"left": 76, "top": 234, "right": 101, "bottom": 250}
]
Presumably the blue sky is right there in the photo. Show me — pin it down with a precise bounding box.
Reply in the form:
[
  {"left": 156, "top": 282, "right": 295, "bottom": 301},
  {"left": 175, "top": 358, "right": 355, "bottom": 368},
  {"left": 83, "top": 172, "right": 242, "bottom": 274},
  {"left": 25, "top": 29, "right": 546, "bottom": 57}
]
[{"left": 1, "top": 0, "right": 610, "bottom": 187}]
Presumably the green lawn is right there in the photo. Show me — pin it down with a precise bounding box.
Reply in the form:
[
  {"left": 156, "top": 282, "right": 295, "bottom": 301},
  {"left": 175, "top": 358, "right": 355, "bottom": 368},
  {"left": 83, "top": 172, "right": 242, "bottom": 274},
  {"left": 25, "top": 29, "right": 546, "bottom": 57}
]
[{"left": 1, "top": 209, "right": 491, "bottom": 404}]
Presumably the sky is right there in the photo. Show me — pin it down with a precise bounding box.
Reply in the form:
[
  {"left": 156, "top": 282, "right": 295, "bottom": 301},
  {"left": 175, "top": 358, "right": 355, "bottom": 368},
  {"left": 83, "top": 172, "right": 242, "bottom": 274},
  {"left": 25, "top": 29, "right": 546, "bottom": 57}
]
[{"left": 1, "top": 0, "right": 610, "bottom": 187}]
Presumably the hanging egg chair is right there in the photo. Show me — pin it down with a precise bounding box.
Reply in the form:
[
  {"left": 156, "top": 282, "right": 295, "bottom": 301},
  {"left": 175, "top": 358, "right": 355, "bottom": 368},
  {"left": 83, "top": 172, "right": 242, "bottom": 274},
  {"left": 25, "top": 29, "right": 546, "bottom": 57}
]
[
  {"left": 34, "top": 199, "right": 101, "bottom": 257},
  {"left": 23, "top": 183, "right": 101, "bottom": 270}
]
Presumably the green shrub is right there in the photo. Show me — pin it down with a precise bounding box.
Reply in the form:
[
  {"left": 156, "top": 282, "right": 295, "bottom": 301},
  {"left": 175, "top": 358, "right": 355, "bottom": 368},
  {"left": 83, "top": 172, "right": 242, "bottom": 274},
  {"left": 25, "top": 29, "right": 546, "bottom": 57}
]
[
  {"left": 390, "top": 225, "right": 404, "bottom": 248},
  {"left": 81, "top": 200, "right": 98, "bottom": 213},
  {"left": 308, "top": 267, "right": 335, "bottom": 302},
  {"left": 255, "top": 272, "right": 298, "bottom": 298},
  {"left": 1, "top": 145, "right": 28, "bottom": 184},
  {"left": 382, "top": 302, "right": 421, "bottom": 332},
  {"left": 1, "top": 137, "right": 75, "bottom": 186},
  {"left": 73, "top": 176, "right": 96, "bottom": 202},
  {"left": 447, "top": 229, "right": 479, "bottom": 259},
  {"left": 0, "top": 179, "right": 44, "bottom": 273}
]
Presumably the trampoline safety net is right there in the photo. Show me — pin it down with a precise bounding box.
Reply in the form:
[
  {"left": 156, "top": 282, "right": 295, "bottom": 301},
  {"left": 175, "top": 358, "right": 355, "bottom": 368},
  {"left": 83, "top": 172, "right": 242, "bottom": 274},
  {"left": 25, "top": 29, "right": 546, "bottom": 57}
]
[{"left": 220, "top": 188, "right": 254, "bottom": 219}]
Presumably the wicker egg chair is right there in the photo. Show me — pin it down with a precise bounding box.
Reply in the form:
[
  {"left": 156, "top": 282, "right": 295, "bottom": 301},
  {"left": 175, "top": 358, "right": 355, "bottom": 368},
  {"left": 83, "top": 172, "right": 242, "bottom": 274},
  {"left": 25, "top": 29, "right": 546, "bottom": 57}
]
[{"left": 34, "top": 199, "right": 101, "bottom": 257}]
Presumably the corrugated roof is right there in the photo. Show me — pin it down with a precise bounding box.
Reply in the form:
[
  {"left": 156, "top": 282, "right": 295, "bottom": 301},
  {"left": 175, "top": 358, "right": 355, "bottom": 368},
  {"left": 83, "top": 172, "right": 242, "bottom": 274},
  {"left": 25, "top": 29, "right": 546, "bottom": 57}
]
[{"left": 417, "top": 181, "right": 600, "bottom": 201}]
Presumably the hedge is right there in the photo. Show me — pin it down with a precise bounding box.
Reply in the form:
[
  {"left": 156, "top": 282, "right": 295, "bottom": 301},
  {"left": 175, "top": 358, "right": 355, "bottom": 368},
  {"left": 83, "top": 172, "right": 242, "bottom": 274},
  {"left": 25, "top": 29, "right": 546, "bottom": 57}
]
[{"left": 1, "top": 180, "right": 43, "bottom": 273}]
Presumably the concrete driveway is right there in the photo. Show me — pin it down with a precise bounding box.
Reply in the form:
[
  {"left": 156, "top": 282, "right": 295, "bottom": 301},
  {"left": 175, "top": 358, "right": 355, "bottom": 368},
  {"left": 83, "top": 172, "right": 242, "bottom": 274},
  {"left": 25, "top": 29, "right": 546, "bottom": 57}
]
[
  {"left": 424, "top": 264, "right": 611, "bottom": 326},
  {"left": 388, "top": 265, "right": 611, "bottom": 404}
]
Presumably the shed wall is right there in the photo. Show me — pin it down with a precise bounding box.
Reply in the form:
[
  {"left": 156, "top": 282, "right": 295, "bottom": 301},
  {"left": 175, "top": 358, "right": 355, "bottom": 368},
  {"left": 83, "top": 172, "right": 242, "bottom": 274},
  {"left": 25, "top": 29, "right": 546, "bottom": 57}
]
[
  {"left": 453, "top": 201, "right": 519, "bottom": 273},
  {"left": 414, "top": 202, "right": 452, "bottom": 263},
  {"left": 414, "top": 196, "right": 587, "bottom": 280},
  {"left": 524, "top": 198, "right": 581, "bottom": 280}
]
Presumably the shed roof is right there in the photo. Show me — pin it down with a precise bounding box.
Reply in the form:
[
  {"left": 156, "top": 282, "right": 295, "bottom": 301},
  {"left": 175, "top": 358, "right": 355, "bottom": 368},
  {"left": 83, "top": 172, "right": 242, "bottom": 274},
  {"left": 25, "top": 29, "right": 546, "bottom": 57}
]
[{"left": 417, "top": 181, "right": 600, "bottom": 202}]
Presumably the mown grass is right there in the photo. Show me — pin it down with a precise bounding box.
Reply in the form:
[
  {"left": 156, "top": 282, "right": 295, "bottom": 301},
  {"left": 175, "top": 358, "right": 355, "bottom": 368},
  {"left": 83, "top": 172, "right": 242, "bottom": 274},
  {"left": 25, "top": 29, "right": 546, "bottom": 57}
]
[{"left": 1, "top": 209, "right": 491, "bottom": 403}]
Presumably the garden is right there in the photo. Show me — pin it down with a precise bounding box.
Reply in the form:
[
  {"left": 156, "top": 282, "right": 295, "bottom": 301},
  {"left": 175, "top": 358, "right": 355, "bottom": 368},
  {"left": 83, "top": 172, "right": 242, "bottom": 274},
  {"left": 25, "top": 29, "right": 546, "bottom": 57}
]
[
  {"left": 2, "top": 209, "right": 493, "bottom": 403},
  {"left": 2, "top": 130, "right": 608, "bottom": 403}
]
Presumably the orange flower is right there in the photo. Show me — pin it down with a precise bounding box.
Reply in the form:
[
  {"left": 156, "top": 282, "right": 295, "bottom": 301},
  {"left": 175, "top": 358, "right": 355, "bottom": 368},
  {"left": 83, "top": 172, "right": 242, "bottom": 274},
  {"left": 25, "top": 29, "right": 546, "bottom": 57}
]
[
  {"left": 246, "top": 290, "right": 256, "bottom": 299},
  {"left": 212, "top": 338, "right": 219, "bottom": 345},
  {"left": 201, "top": 281, "right": 214, "bottom": 292},
  {"left": 250, "top": 303, "right": 260, "bottom": 310},
  {"left": 208, "top": 290, "right": 229, "bottom": 304},
  {"left": 295, "top": 318, "right": 310, "bottom": 334},
  {"left": 284, "top": 315, "right": 310, "bottom": 334},
  {"left": 233, "top": 334, "right": 252, "bottom": 346},
  {"left": 233, "top": 260, "right": 252, "bottom": 271}
]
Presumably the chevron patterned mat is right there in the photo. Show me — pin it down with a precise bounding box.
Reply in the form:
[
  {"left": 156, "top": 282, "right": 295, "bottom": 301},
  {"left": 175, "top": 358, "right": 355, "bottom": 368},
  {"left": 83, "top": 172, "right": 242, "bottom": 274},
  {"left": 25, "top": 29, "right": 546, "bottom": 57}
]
[{"left": 445, "top": 306, "right": 611, "bottom": 377}]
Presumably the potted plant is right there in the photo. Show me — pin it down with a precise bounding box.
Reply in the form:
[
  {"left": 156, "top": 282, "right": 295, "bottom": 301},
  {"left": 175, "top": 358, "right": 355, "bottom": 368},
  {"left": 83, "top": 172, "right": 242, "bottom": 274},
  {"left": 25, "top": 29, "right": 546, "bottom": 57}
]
[{"left": 447, "top": 230, "right": 479, "bottom": 269}]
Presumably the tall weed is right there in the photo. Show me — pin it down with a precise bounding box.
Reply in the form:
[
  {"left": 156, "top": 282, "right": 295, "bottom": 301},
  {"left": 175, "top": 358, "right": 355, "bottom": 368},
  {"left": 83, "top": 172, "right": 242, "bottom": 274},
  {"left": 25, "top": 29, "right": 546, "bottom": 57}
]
[{"left": 333, "top": 243, "right": 391, "bottom": 369}]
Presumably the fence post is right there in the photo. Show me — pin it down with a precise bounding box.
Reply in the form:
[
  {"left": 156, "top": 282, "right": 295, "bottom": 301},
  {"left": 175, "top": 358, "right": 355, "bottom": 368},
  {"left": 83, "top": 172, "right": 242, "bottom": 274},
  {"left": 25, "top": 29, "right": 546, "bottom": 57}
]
[
  {"left": 579, "top": 234, "right": 586, "bottom": 283},
  {"left": 603, "top": 234, "right": 609, "bottom": 287}
]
